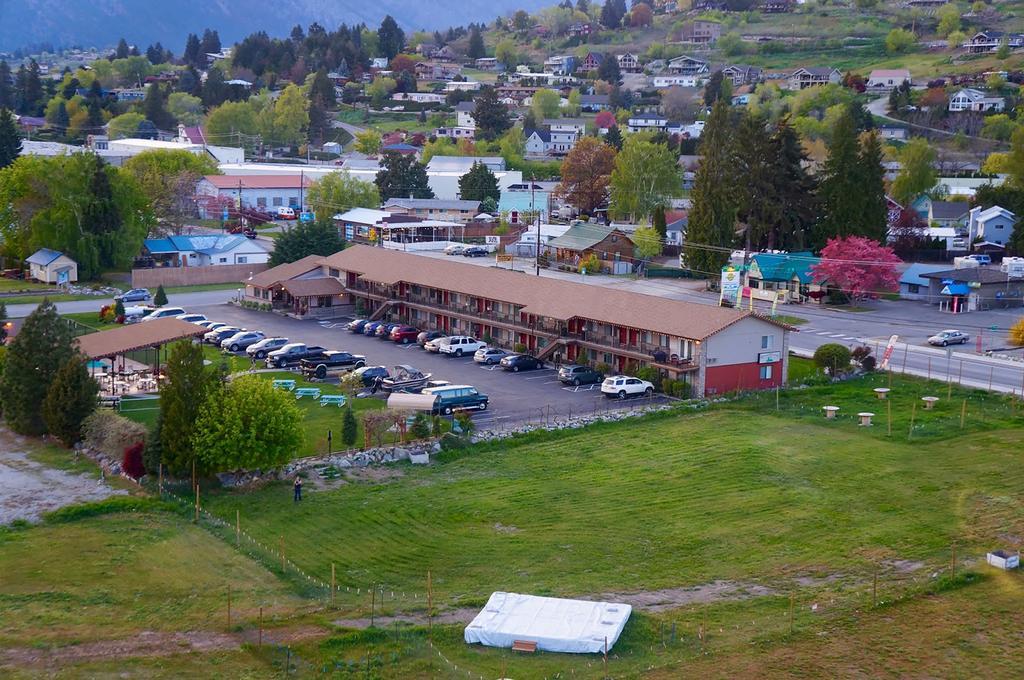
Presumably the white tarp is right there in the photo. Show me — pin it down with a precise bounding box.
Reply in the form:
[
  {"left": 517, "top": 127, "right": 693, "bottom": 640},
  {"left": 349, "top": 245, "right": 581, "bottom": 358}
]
[{"left": 464, "top": 592, "right": 632, "bottom": 654}]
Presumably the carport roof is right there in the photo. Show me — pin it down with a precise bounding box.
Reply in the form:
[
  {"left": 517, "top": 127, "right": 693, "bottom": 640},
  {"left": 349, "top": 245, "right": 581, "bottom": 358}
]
[
  {"left": 320, "top": 245, "right": 787, "bottom": 341},
  {"left": 245, "top": 255, "right": 323, "bottom": 288},
  {"left": 75, "top": 318, "right": 206, "bottom": 359}
]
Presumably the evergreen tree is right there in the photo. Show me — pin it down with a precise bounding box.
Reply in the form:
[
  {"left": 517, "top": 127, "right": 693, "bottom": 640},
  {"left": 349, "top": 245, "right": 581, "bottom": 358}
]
[
  {"left": 378, "top": 15, "right": 406, "bottom": 60},
  {"left": 855, "top": 130, "right": 889, "bottom": 243},
  {"left": 0, "top": 108, "right": 22, "bottom": 169},
  {"left": 83, "top": 157, "right": 122, "bottom": 268},
  {"left": 143, "top": 412, "right": 163, "bottom": 475},
  {"left": 86, "top": 99, "right": 104, "bottom": 131},
  {"left": 652, "top": 204, "right": 667, "bottom": 239},
  {"left": 0, "top": 301, "right": 75, "bottom": 435},
  {"left": 15, "top": 60, "right": 43, "bottom": 115},
  {"left": 54, "top": 100, "right": 70, "bottom": 133},
  {"left": 598, "top": 54, "right": 621, "bottom": 83},
  {"left": 183, "top": 33, "right": 202, "bottom": 68},
  {"left": 309, "top": 68, "right": 336, "bottom": 109},
  {"left": 200, "top": 29, "right": 222, "bottom": 57},
  {"left": 154, "top": 284, "right": 168, "bottom": 306},
  {"left": 42, "top": 353, "right": 98, "bottom": 447},
  {"left": 0, "top": 302, "right": 6, "bottom": 343},
  {"left": 308, "top": 100, "right": 328, "bottom": 146},
  {"left": 472, "top": 86, "right": 511, "bottom": 141},
  {"left": 342, "top": 406, "right": 358, "bottom": 447},
  {"left": 769, "top": 118, "right": 816, "bottom": 251},
  {"left": 467, "top": 27, "right": 486, "bottom": 60},
  {"left": 815, "top": 107, "right": 863, "bottom": 247},
  {"left": 375, "top": 152, "right": 435, "bottom": 200},
  {"left": 734, "top": 111, "right": 778, "bottom": 252},
  {"left": 159, "top": 340, "right": 213, "bottom": 476},
  {"left": 143, "top": 83, "right": 174, "bottom": 129},
  {"left": 604, "top": 124, "right": 623, "bottom": 151},
  {"left": 458, "top": 161, "right": 500, "bottom": 202},
  {"left": 683, "top": 100, "right": 736, "bottom": 277},
  {"left": 145, "top": 44, "right": 163, "bottom": 64},
  {"left": 269, "top": 220, "right": 345, "bottom": 266},
  {"left": 115, "top": 38, "right": 131, "bottom": 59},
  {"left": 0, "top": 61, "right": 12, "bottom": 110},
  {"left": 201, "top": 66, "right": 227, "bottom": 108}
]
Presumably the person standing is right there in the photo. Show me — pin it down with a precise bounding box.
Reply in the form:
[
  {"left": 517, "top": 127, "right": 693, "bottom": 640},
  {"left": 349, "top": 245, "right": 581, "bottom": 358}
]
[{"left": 293, "top": 476, "right": 303, "bottom": 502}]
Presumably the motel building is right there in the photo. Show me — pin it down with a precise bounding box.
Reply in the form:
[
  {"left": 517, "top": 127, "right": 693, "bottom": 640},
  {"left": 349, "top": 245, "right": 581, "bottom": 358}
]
[{"left": 245, "top": 245, "right": 792, "bottom": 395}]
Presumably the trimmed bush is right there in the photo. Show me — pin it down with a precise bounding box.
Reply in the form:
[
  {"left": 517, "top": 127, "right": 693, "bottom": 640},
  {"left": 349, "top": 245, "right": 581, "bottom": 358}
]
[{"left": 813, "top": 343, "right": 852, "bottom": 375}]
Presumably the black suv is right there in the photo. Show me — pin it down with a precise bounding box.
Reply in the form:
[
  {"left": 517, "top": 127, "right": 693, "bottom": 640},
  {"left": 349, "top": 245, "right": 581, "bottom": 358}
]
[{"left": 558, "top": 365, "right": 603, "bottom": 386}]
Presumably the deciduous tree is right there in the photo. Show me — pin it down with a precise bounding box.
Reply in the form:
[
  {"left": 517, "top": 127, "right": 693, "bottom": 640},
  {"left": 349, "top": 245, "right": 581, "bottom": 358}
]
[
  {"left": 891, "top": 137, "right": 937, "bottom": 206},
  {"left": 306, "top": 172, "right": 380, "bottom": 225},
  {"left": 123, "top": 150, "right": 219, "bottom": 227},
  {"left": 610, "top": 135, "right": 678, "bottom": 221},
  {"left": 811, "top": 236, "right": 901, "bottom": 302},
  {"left": 354, "top": 129, "right": 382, "bottom": 155},
  {"left": 556, "top": 136, "right": 616, "bottom": 215},
  {"left": 0, "top": 108, "right": 20, "bottom": 169},
  {"left": 531, "top": 88, "right": 562, "bottom": 122},
  {"left": 269, "top": 220, "right": 344, "bottom": 265}
]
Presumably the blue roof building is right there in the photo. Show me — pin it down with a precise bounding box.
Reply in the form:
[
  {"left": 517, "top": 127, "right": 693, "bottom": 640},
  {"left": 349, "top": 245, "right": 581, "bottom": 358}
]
[
  {"left": 142, "top": 234, "right": 269, "bottom": 267},
  {"left": 746, "top": 251, "right": 824, "bottom": 303}
]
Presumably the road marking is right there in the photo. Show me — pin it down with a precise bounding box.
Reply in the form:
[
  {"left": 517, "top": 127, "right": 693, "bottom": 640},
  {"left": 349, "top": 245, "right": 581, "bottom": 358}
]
[
  {"left": 829, "top": 333, "right": 846, "bottom": 338},
  {"left": 816, "top": 331, "right": 832, "bottom": 335},
  {"left": 523, "top": 374, "right": 551, "bottom": 380}
]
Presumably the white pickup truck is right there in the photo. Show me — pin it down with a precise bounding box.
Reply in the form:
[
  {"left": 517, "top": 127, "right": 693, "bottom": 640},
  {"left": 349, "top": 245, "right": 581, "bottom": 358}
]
[{"left": 437, "top": 336, "right": 487, "bottom": 357}]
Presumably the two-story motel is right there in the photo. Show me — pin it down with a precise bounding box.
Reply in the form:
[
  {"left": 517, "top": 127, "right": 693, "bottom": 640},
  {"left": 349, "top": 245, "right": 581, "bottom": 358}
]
[{"left": 243, "top": 245, "right": 791, "bottom": 396}]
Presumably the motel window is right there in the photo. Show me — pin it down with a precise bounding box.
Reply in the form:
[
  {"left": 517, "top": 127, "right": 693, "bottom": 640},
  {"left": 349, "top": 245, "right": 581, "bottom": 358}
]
[
  {"left": 288, "top": 198, "right": 299, "bottom": 208},
  {"left": 257, "top": 197, "right": 267, "bottom": 207},
  {"left": 219, "top": 257, "right": 227, "bottom": 263},
  {"left": 761, "top": 335, "right": 773, "bottom": 350},
  {"left": 329, "top": 268, "right": 340, "bottom": 277},
  {"left": 760, "top": 365, "right": 773, "bottom": 380},
  {"left": 273, "top": 197, "right": 283, "bottom": 207},
  {"left": 238, "top": 257, "right": 247, "bottom": 264},
  {"left": 908, "top": 284, "right": 920, "bottom": 294}
]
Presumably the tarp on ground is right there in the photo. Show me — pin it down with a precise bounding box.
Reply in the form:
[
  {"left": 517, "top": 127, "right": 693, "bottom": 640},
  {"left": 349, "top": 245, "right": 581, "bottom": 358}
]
[{"left": 464, "top": 592, "right": 631, "bottom": 654}]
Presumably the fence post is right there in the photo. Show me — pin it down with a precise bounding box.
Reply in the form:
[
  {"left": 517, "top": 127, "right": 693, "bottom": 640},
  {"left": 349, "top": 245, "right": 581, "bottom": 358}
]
[
  {"left": 194, "top": 484, "right": 199, "bottom": 523},
  {"left": 886, "top": 399, "right": 892, "bottom": 437},
  {"left": 227, "top": 585, "right": 231, "bottom": 627}
]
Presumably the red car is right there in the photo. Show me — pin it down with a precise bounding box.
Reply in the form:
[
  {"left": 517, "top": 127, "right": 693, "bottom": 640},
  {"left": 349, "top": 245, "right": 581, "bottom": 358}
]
[{"left": 390, "top": 325, "right": 420, "bottom": 344}]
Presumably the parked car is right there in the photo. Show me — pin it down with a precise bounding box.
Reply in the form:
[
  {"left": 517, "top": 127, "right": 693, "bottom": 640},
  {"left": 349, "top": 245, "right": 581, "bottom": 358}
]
[
  {"left": 444, "top": 244, "right": 465, "bottom": 256},
  {"left": 390, "top": 325, "right": 420, "bottom": 344},
  {"left": 375, "top": 322, "right": 400, "bottom": 339},
  {"left": 474, "top": 347, "right": 510, "bottom": 365},
  {"left": 438, "top": 336, "right": 487, "bottom": 357},
  {"left": 123, "top": 305, "right": 154, "bottom": 322},
  {"left": 559, "top": 364, "right": 603, "bottom": 386},
  {"left": 353, "top": 365, "right": 390, "bottom": 387},
  {"left": 115, "top": 288, "right": 151, "bottom": 303},
  {"left": 462, "top": 246, "right": 488, "bottom": 257},
  {"left": 966, "top": 254, "right": 992, "bottom": 266},
  {"left": 140, "top": 306, "right": 186, "bottom": 322},
  {"left": 363, "top": 321, "right": 384, "bottom": 337},
  {"left": 246, "top": 337, "right": 289, "bottom": 359},
  {"left": 221, "top": 330, "right": 266, "bottom": 352},
  {"left": 276, "top": 206, "right": 297, "bottom": 220},
  {"left": 347, "top": 319, "right": 369, "bottom": 333},
  {"left": 601, "top": 375, "right": 654, "bottom": 399},
  {"left": 195, "top": 320, "right": 223, "bottom": 329},
  {"left": 928, "top": 329, "right": 970, "bottom": 346},
  {"left": 500, "top": 354, "right": 544, "bottom": 372},
  {"left": 175, "top": 313, "right": 207, "bottom": 324},
  {"left": 300, "top": 351, "right": 367, "bottom": 379},
  {"left": 266, "top": 343, "right": 327, "bottom": 368},
  {"left": 417, "top": 330, "right": 445, "bottom": 347},
  {"left": 204, "top": 326, "right": 242, "bottom": 345},
  {"left": 424, "top": 335, "right": 449, "bottom": 353},
  {"left": 421, "top": 384, "right": 489, "bottom": 415}
]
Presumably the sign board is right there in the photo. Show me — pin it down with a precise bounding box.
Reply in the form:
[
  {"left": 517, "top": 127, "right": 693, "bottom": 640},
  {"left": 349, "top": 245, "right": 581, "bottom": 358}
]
[
  {"left": 495, "top": 254, "right": 514, "bottom": 263},
  {"left": 300, "top": 211, "right": 314, "bottom": 222},
  {"left": 222, "top": 208, "right": 229, "bottom": 222},
  {"left": 485, "top": 235, "right": 500, "bottom": 245},
  {"left": 368, "top": 228, "right": 377, "bottom": 242},
  {"left": 344, "top": 224, "right": 354, "bottom": 240},
  {"left": 758, "top": 351, "right": 781, "bottom": 364},
  {"left": 509, "top": 210, "right": 520, "bottom": 224},
  {"left": 720, "top": 266, "right": 741, "bottom": 307},
  {"left": 879, "top": 334, "right": 899, "bottom": 370}
]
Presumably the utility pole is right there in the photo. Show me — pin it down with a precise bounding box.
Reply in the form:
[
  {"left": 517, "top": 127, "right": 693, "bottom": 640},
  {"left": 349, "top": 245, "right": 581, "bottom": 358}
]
[
  {"left": 532, "top": 174, "right": 540, "bottom": 276},
  {"left": 299, "top": 170, "right": 305, "bottom": 213}
]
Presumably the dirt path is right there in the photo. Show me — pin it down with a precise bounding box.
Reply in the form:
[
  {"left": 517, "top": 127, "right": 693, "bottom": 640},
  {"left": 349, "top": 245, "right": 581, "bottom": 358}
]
[
  {"left": 0, "top": 631, "right": 240, "bottom": 668},
  {"left": 0, "top": 435, "right": 126, "bottom": 524}
]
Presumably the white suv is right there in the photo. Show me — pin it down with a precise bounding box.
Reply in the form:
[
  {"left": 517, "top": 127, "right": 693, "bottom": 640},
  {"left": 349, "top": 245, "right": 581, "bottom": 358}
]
[
  {"left": 601, "top": 375, "right": 655, "bottom": 399},
  {"left": 438, "top": 336, "right": 486, "bottom": 357}
]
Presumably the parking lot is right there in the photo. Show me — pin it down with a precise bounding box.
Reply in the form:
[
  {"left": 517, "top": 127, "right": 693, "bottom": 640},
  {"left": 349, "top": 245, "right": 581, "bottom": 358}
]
[{"left": 202, "top": 305, "right": 668, "bottom": 428}]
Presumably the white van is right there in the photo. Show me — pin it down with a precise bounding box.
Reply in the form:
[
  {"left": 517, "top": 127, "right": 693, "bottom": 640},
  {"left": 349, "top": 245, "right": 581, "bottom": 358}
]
[
  {"left": 276, "top": 206, "right": 297, "bottom": 220},
  {"left": 141, "top": 307, "right": 186, "bottom": 322}
]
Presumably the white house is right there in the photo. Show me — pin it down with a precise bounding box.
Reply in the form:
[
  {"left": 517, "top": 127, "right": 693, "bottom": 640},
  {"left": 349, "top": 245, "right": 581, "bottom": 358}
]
[
  {"left": 617, "top": 53, "right": 641, "bottom": 73},
  {"left": 26, "top": 248, "right": 78, "bottom": 285},
  {"left": 967, "top": 205, "right": 1017, "bottom": 246},
  {"left": 443, "top": 81, "right": 482, "bottom": 92},
  {"left": 867, "top": 69, "right": 911, "bottom": 91},
  {"left": 392, "top": 92, "right": 447, "bottom": 104},
  {"left": 524, "top": 128, "right": 578, "bottom": 156},
  {"left": 652, "top": 75, "right": 702, "bottom": 88},
  {"left": 142, "top": 235, "right": 269, "bottom": 266},
  {"left": 195, "top": 175, "right": 311, "bottom": 212},
  {"left": 455, "top": 101, "right": 477, "bottom": 129},
  {"left": 544, "top": 118, "right": 587, "bottom": 136},
  {"left": 949, "top": 88, "right": 1005, "bottom": 113},
  {"left": 627, "top": 112, "right": 668, "bottom": 133}
]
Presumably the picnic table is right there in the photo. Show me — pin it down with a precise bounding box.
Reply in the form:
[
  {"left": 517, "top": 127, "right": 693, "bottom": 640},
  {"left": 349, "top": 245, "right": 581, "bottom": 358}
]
[
  {"left": 272, "top": 379, "right": 297, "bottom": 391},
  {"left": 294, "top": 387, "right": 322, "bottom": 400},
  {"left": 319, "top": 394, "right": 347, "bottom": 408}
]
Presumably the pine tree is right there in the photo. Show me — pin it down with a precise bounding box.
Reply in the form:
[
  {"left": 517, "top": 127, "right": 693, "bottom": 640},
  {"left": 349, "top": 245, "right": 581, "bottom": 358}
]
[
  {"left": 855, "top": 130, "right": 889, "bottom": 244},
  {"left": 734, "top": 111, "right": 777, "bottom": 252},
  {"left": 183, "top": 33, "right": 202, "bottom": 68},
  {"left": 604, "top": 124, "right": 623, "bottom": 151},
  {"left": 0, "top": 61, "right": 12, "bottom": 110},
  {"left": 83, "top": 157, "right": 122, "bottom": 270},
  {"left": 115, "top": 38, "right": 131, "bottom": 59},
  {"left": 143, "top": 413, "right": 163, "bottom": 475},
  {"left": 598, "top": 54, "right": 621, "bottom": 83},
  {"left": 154, "top": 284, "right": 168, "bottom": 306},
  {"left": 200, "top": 29, "right": 221, "bottom": 57},
  {"left": 0, "top": 302, "right": 8, "bottom": 343},
  {"left": 342, "top": 406, "right": 358, "bottom": 447},
  {"left": 472, "top": 86, "right": 511, "bottom": 141},
  {"left": 0, "top": 301, "right": 75, "bottom": 435},
  {"left": 0, "top": 108, "right": 21, "bottom": 169},
  {"left": 159, "top": 340, "right": 213, "bottom": 476},
  {"left": 143, "top": 83, "right": 174, "bottom": 129},
  {"left": 375, "top": 152, "right": 435, "bottom": 200},
  {"left": 683, "top": 100, "right": 736, "bottom": 277},
  {"left": 467, "top": 27, "right": 486, "bottom": 60},
  {"left": 770, "top": 118, "right": 817, "bottom": 251},
  {"left": 815, "top": 107, "right": 863, "bottom": 248},
  {"left": 652, "top": 204, "right": 667, "bottom": 239},
  {"left": 377, "top": 15, "right": 406, "bottom": 60},
  {"left": 42, "top": 354, "right": 98, "bottom": 447},
  {"left": 54, "top": 100, "right": 70, "bottom": 132},
  {"left": 458, "top": 161, "right": 500, "bottom": 201}
]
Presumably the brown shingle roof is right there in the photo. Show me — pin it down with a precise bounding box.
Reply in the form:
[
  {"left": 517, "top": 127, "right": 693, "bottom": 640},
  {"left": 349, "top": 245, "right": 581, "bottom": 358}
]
[
  {"left": 76, "top": 318, "right": 206, "bottom": 359},
  {"left": 320, "top": 245, "right": 778, "bottom": 341},
  {"left": 244, "top": 255, "right": 323, "bottom": 288},
  {"left": 281, "top": 277, "right": 346, "bottom": 297}
]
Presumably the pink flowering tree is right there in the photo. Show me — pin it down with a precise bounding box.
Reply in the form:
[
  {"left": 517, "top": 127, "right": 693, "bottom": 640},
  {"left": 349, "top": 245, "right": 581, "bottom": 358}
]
[
  {"left": 811, "top": 236, "right": 902, "bottom": 302},
  {"left": 595, "top": 110, "right": 617, "bottom": 130}
]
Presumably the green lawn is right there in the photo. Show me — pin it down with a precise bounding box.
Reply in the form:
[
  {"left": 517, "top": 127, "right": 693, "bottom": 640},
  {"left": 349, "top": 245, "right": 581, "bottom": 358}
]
[{"left": 165, "top": 282, "right": 243, "bottom": 295}]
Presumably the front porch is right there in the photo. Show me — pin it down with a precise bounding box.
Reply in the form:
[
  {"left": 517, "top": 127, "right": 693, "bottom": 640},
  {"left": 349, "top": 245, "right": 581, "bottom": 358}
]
[{"left": 245, "top": 277, "right": 351, "bottom": 320}]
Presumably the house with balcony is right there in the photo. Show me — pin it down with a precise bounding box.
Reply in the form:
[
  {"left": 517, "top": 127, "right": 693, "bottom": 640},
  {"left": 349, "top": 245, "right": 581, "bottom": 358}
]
[
  {"left": 948, "top": 88, "right": 1005, "bottom": 113},
  {"left": 785, "top": 67, "right": 842, "bottom": 90},
  {"left": 667, "top": 55, "right": 710, "bottom": 76},
  {"left": 248, "top": 245, "right": 792, "bottom": 393},
  {"left": 524, "top": 126, "right": 579, "bottom": 156},
  {"left": 721, "top": 64, "right": 762, "bottom": 87},
  {"left": 627, "top": 112, "right": 669, "bottom": 133},
  {"left": 965, "top": 30, "right": 1024, "bottom": 54},
  {"left": 414, "top": 61, "right": 462, "bottom": 81},
  {"left": 617, "top": 53, "right": 642, "bottom": 73},
  {"left": 676, "top": 21, "right": 721, "bottom": 47},
  {"left": 544, "top": 55, "right": 577, "bottom": 75},
  {"left": 577, "top": 52, "right": 605, "bottom": 73}
]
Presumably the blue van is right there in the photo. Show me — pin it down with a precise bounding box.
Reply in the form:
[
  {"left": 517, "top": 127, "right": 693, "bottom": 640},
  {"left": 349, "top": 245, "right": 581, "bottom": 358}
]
[{"left": 421, "top": 385, "right": 489, "bottom": 415}]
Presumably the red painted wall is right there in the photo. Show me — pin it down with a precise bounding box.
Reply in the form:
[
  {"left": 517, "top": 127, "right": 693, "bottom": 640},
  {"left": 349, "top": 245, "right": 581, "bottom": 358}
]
[{"left": 704, "top": 362, "right": 781, "bottom": 395}]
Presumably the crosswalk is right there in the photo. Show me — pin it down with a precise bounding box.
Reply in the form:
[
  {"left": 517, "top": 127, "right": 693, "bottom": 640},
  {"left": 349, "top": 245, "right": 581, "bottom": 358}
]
[{"left": 799, "top": 327, "right": 862, "bottom": 342}]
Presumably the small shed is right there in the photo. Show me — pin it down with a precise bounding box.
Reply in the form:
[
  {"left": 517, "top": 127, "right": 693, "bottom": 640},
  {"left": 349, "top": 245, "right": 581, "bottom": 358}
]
[{"left": 26, "top": 248, "right": 78, "bottom": 285}]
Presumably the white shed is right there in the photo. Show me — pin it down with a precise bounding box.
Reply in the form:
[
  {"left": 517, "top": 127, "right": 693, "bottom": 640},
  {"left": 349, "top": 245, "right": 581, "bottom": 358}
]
[{"left": 26, "top": 248, "right": 78, "bottom": 285}]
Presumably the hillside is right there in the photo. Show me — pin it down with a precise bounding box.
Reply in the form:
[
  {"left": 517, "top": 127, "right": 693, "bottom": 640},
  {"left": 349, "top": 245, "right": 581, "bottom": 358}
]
[{"left": 0, "top": 0, "right": 553, "bottom": 52}]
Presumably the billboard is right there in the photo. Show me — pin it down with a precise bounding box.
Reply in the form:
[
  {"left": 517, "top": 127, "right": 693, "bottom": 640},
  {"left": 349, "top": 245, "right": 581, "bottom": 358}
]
[{"left": 720, "top": 266, "right": 741, "bottom": 307}]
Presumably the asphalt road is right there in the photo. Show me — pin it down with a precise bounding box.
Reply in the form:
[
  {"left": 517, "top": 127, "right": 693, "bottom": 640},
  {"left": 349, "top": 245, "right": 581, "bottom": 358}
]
[{"left": 7, "top": 289, "right": 240, "bottom": 320}]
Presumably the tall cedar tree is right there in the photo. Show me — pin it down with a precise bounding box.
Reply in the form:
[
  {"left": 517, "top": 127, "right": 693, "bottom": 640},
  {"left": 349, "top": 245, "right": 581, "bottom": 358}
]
[
  {"left": 0, "top": 302, "right": 7, "bottom": 343},
  {"left": 815, "top": 107, "right": 863, "bottom": 248},
  {"left": 458, "top": 162, "right": 501, "bottom": 201},
  {"left": 769, "top": 118, "right": 817, "bottom": 251},
  {"left": 0, "top": 61, "right": 12, "bottom": 109},
  {"left": 143, "top": 83, "right": 175, "bottom": 130},
  {"left": 42, "top": 353, "right": 98, "bottom": 447},
  {"left": 0, "top": 108, "right": 21, "bottom": 168},
  {"left": 200, "top": 29, "right": 222, "bottom": 57},
  {"left": 159, "top": 340, "right": 214, "bottom": 475},
  {"left": 467, "top": 28, "right": 486, "bottom": 60},
  {"left": 604, "top": 124, "right": 623, "bottom": 151},
  {"left": 375, "top": 152, "right": 435, "bottom": 200},
  {"left": 0, "top": 301, "right": 75, "bottom": 434},
  {"left": 855, "top": 130, "right": 889, "bottom": 243},
  {"left": 378, "top": 16, "right": 405, "bottom": 60},
  {"left": 733, "top": 112, "right": 777, "bottom": 252},
  {"left": 143, "top": 413, "right": 163, "bottom": 475},
  {"left": 342, "top": 406, "right": 358, "bottom": 447},
  {"left": 269, "top": 220, "right": 344, "bottom": 265},
  {"left": 684, "top": 100, "right": 736, "bottom": 276},
  {"left": 557, "top": 136, "right": 617, "bottom": 215},
  {"left": 472, "top": 86, "right": 512, "bottom": 141},
  {"left": 652, "top": 204, "right": 667, "bottom": 239},
  {"left": 83, "top": 157, "right": 123, "bottom": 269},
  {"left": 598, "top": 55, "right": 621, "bottom": 83}
]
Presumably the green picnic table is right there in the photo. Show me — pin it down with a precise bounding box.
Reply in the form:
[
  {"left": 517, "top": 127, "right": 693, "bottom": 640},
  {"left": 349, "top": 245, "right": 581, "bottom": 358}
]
[
  {"left": 319, "top": 394, "right": 347, "bottom": 408},
  {"left": 272, "top": 379, "right": 296, "bottom": 391},
  {"left": 294, "top": 387, "right": 322, "bottom": 400}
]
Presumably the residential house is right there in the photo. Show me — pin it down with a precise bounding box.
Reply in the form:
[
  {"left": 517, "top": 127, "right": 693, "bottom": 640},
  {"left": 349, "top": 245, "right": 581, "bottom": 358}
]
[
  {"left": 617, "top": 53, "right": 641, "bottom": 73},
  {"left": 899, "top": 263, "right": 949, "bottom": 301},
  {"left": 692, "top": 0, "right": 726, "bottom": 9},
  {"left": 26, "top": 249, "right": 78, "bottom": 285},
  {"left": 664, "top": 210, "right": 687, "bottom": 249},
  {"left": 382, "top": 198, "right": 481, "bottom": 222},
  {"left": 524, "top": 127, "right": 578, "bottom": 156},
  {"left": 721, "top": 64, "right": 762, "bottom": 87},
  {"left": 677, "top": 20, "right": 721, "bottom": 46},
  {"left": 652, "top": 74, "right": 703, "bottom": 88},
  {"left": 434, "top": 46, "right": 459, "bottom": 62},
  {"left": 867, "top": 69, "right": 911, "bottom": 91},
  {"left": 414, "top": 61, "right": 461, "bottom": 81},
  {"left": 381, "top": 142, "right": 421, "bottom": 157},
  {"left": 967, "top": 205, "right": 1017, "bottom": 246},
  {"left": 627, "top": 112, "right": 669, "bottom": 133},
  {"left": 667, "top": 55, "right": 710, "bottom": 76},
  {"left": 580, "top": 94, "right": 611, "bottom": 111},
  {"left": 577, "top": 52, "right": 605, "bottom": 73},
  {"left": 444, "top": 80, "right": 482, "bottom": 92},
  {"left": 965, "top": 30, "right": 1024, "bottom": 54},
  {"left": 175, "top": 124, "right": 208, "bottom": 145},
  {"left": 927, "top": 201, "right": 969, "bottom": 228},
  {"left": 195, "top": 175, "right": 311, "bottom": 213},
  {"left": 568, "top": 23, "right": 594, "bottom": 38},
  {"left": 948, "top": 88, "right": 1005, "bottom": 112},
  {"left": 333, "top": 207, "right": 392, "bottom": 241},
  {"left": 475, "top": 57, "right": 500, "bottom": 71},
  {"left": 497, "top": 85, "right": 540, "bottom": 105},
  {"left": 919, "top": 267, "right": 1023, "bottom": 312},
  {"left": 508, "top": 223, "right": 572, "bottom": 257},
  {"left": 786, "top": 67, "right": 842, "bottom": 90},
  {"left": 545, "top": 223, "right": 635, "bottom": 272},
  {"left": 879, "top": 125, "right": 909, "bottom": 141},
  {"left": 143, "top": 235, "right": 269, "bottom": 267},
  {"left": 426, "top": 156, "right": 506, "bottom": 173},
  {"left": 455, "top": 101, "right": 477, "bottom": 129},
  {"left": 544, "top": 55, "right": 577, "bottom": 75},
  {"left": 416, "top": 43, "right": 439, "bottom": 57},
  {"left": 745, "top": 252, "right": 824, "bottom": 303},
  {"left": 392, "top": 92, "right": 447, "bottom": 104},
  {"left": 434, "top": 125, "right": 476, "bottom": 140},
  {"left": 256, "top": 244, "right": 792, "bottom": 392},
  {"left": 544, "top": 118, "right": 587, "bottom": 136},
  {"left": 760, "top": 0, "right": 793, "bottom": 11}
]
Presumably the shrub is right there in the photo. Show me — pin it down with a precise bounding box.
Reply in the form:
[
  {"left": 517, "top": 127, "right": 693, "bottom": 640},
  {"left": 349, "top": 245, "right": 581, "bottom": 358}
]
[
  {"left": 341, "top": 406, "right": 358, "bottom": 447},
  {"left": 123, "top": 442, "right": 145, "bottom": 479},
  {"left": 635, "top": 366, "right": 661, "bottom": 391},
  {"left": 861, "top": 355, "right": 877, "bottom": 372},
  {"left": 154, "top": 284, "right": 168, "bottom": 307},
  {"left": 431, "top": 415, "right": 442, "bottom": 437},
  {"left": 81, "top": 411, "right": 147, "bottom": 458},
  {"left": 670, "top": 381, "right": 690, "bottom": 398},
  {"left": 813, "top": 343, "right": 852, "bottom": 375},
  {"left": 43, "top": 497, "right": 174, "bottom": 524},
  {"left": 578, "top": 252, "right": 601, "bottom": 274},
  {"left": 454, "top": 412, "right": 475, "bottom": 435},
  {"left": 514, "top": 342, "right": 528, "bottom": 353},
  {"left": 410, "top": 412, "right": 431, "bottom": 439},
  {"left": 595, "top": 362, "right": 612, "bottom": 375}
]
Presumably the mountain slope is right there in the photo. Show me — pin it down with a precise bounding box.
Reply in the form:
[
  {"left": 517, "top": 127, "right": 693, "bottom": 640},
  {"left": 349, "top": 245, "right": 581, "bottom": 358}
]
[{"left": 0, "top": 0, "right": 551, "bottom": 51}]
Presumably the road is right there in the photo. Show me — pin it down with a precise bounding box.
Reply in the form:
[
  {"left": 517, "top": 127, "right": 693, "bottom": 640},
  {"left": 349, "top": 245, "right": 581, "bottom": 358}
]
[
  {"left": 6, "top": 289, "right": 238, "bottom": 319},
  {"left": 866, "top": 95, "right": 1007, "bottom": 148}
]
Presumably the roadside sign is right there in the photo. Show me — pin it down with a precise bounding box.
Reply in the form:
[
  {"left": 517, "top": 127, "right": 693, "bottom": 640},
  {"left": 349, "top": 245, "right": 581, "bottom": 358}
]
[
  {"left": 879, "top": 334, "right": 899, "bottom": 370},
  {"left": 720, "top": 266, "right": 741, "bottom": 307},
  {"left": 485, "top": 235, "right": 500, "bottom": 245},
  {"left": 495, "top": 254, "right": 514, "bottom": 263}
]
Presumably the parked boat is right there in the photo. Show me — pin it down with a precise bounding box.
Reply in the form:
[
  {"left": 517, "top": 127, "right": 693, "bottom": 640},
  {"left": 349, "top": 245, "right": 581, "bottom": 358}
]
[{"left": 380, "top": 365, "right": 433, "bottom": 393}]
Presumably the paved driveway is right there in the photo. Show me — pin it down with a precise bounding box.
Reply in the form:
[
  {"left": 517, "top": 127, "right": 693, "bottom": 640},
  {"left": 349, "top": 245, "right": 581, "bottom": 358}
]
[{"left": 204, "top": 305, "right": 666, "bottom": 428}]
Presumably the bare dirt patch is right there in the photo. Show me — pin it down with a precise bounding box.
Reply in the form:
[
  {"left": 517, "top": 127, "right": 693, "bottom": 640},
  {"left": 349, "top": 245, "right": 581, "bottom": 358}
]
[
  {"left": 0, "top": 631, "right": 239, "bottom": 668},
  {"left": 600, "top": 581, "right": 777, "bottom": 612},
  {"left": 493, "top": 522, "right": 520, "bottom": 534},
  {"left": 345, "top": 466, "right": 407, "bottom": 483},
  {"left": 333, "top": 608, "right": 479, "bottom": 629}
]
